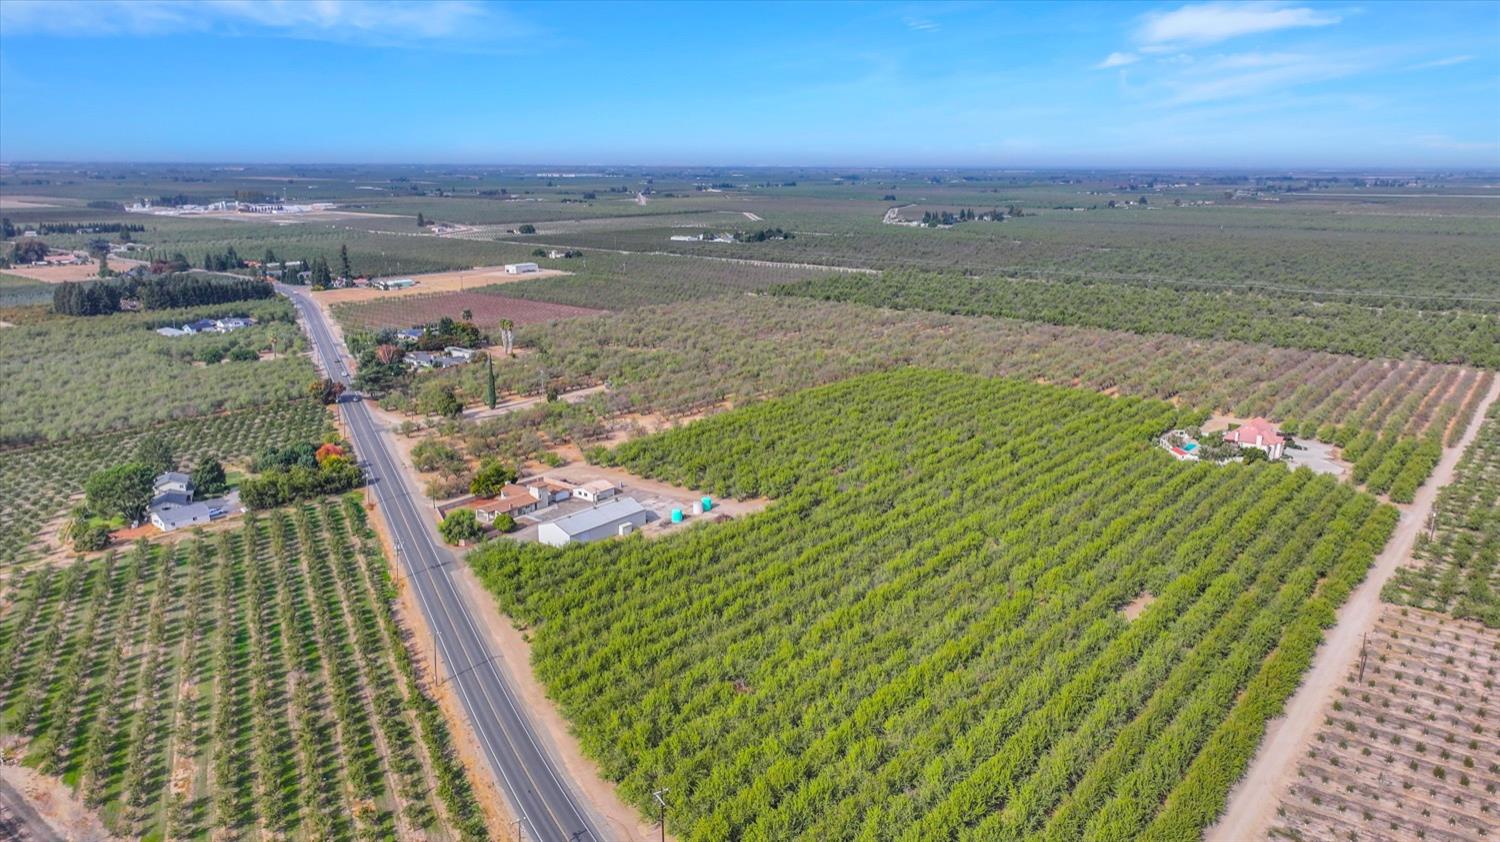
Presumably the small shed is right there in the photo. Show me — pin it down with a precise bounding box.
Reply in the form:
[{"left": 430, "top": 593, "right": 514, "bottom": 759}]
[{"left": 572, "top": 479, "right": 617, "bottom": 503}]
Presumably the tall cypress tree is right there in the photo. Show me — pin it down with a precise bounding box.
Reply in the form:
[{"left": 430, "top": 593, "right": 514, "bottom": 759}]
[{"left": 484, "top": 354, "right": 497, "bottom": 410}]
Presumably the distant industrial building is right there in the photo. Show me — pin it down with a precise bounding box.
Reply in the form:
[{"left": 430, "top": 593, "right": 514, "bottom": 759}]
[
  {"left": 503, "top": 262, "right": 540, "bottom": 274},
  {"left": 538, "top": 497, "right": 648, "bottom": 547}
]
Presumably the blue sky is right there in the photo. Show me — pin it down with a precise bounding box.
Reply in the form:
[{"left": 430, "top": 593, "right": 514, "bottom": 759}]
[{"left": 1, "top": 0, "right": 1496, "bottom": 167}]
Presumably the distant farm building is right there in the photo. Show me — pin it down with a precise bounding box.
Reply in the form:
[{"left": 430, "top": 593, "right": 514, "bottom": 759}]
[
  {"left": 538, "top": 497, "right": 648, "bottom": 547},
  {"left": 503, "top": 262, "right": 540, "bottom": 274},
  {"left": 373, "top": 278, "right": 416, "bottom": 291},
  {"left": 1223, "top": 417, "right": 1286, "bottom": 460},
  {"left": 571, "top": 479, "right": 617, "bottom": 503}
]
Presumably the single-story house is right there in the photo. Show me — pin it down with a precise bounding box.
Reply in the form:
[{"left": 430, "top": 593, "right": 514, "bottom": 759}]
[
  {"left": 182, "top": 318, "right": 221, "bottom": 334},
  {"left": 395, "top": 328, "right": 425, "bottom": 343},
  {"left": 572, "top": 479, "right": 617, "bottom": 503},
  {"left": 547, "top": 249, "right": 569, "bottom": 259},
  {"left": 1222, "top": 417, "right": 1285, "bottom": 460},
  {"left": 503, "top": 262, "right": 540, "bottom": 274},
  {"left": 444, "top": 346, "right": 477, "bottom": 361},
  {"left": 373, "top": 278, "right": 416, "bottom": 291},
  {"left": 215, "top": 317, "right": 254, "bottom": 331},
  {"left": 405, "top": 351, "right": 468, "bottom": 370},
  {"left": 525, "top": 478, "right": 573, "bottom": 504},
  {"left": 152, "top": 502, "right": 212, "bottom": 532},
  {"left": 473, "top": 483, "right": 548, "bottom": 525},
  {"left": 538, "top": 497, "right": 649, "bottom": 547},
  {"left": 156, "top": 326, "right": 188, "bottom": 337}
]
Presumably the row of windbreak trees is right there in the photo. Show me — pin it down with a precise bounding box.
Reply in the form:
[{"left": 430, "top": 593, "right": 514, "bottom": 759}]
[
  {"left": 52, "top": 273, "right": 273, "bottom": 316},
  {"left": 0, "top": 497, "right": 488, "bottom": 839},
  {"left": 469, "top": 369, "right": 1397, "bottom": 841},
  {"left": 770, "top": 270, "right": 1500, "bottom": 369}
]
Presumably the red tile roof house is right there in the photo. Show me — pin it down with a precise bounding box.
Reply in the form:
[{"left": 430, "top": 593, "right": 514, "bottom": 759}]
[
  {"left": 1222, "top": 417, "right": 1285, "bottom": 460},
  {"left": 472, "top": 483, "right": 547, "bottom": 525}
]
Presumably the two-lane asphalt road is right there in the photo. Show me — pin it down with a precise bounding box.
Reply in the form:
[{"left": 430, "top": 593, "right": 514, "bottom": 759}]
[{"left": 278, "top": 285, "right": 606, "bottom": 842}]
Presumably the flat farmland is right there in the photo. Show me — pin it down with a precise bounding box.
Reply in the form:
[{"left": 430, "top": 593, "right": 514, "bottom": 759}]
[
  {"left": 333, "top": 291, "right": 602, "bottom": 332},
  {"left": 312, "top": 266, "right": 568, "bottom": 305},
  {"left": 472, "top": 370, "right": 1399, "bottom": 840},
  {"left": 1270, "top": 605, "right": 1500, "bottom": 842}
]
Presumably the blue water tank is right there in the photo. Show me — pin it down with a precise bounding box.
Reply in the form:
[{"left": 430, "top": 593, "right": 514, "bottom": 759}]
[
  {"left": 671, "top": 508, "right": 683, "bottom": 523},
  {"left": 701, "top": 496, "right": 713, "bottom": 512}
]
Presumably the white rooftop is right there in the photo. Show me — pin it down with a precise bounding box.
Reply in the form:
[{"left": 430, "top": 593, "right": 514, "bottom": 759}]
[{"left": 546, "top": 497, "right": 646, "bottom": 536}]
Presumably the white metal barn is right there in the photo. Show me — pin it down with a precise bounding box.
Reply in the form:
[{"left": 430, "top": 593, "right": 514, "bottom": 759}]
[
  {"left": 504, "top": 262, "right": 540, "bottom": 274},
  {"left": 538, "top": 497, "right": 649, "bottom": 547}
]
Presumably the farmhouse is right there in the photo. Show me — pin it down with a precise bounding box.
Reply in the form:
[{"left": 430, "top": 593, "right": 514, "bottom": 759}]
[
  {"left": 151, "top": 502, "right": 212, "bottom": 532},
  {"left": 538, "top": 497, "right": 648, "bottom": 547},
  {"left": 182, "top": 319, "right": 222, "bottom": 334},
  {"left": 443, "top": 346, "right": 477, "bottom": 361},
  {"left": 473, "top": 483, "right": 547, "bottom": 525},
  {"left": 504, "top": 262, "right": 540, "bottom": 274},
  {"left": 1223, "top": 417, "right": 1286, "bottom": 460},
  {"left": 152, "top": 471, "right": 194, "bottom": 507},
  {"left": 405, "top": 350, "right": 468, "bottom": 370},
  {"left": 395, "top": 328, "right": 424, "bottom": 343}
]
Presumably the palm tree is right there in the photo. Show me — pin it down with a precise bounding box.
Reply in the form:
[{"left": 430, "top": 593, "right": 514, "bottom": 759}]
[{"left": 499, "top": 319, "right": 515, "bottom": 355}]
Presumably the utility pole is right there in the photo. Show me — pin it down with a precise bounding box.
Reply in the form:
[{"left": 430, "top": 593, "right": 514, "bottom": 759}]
[{"left": 652, "top": 788, "right": 669, "bottom": 842}]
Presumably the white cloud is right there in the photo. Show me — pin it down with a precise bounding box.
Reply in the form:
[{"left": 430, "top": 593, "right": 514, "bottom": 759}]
[
  {"left": 1203, "top": 51, "right": 1308, "bottom": 70},
  {"left": 903, "top": 16, "right": 940, "bottom": 32},
  {"left": 1138, "top": 2, "right": 1340, "bottom": 48},
  {"left": 0, "top": 0, "right": 521, "bottom": 44},
  {"left": 1163, "top": 54, "right": 1362, "bottom": 104},
  {"left": 1409, "top": 55, "right": 1475, "bottom": 70},
  {"left": 1097, "top": 51, "right": 1141, "bottom": 69}
]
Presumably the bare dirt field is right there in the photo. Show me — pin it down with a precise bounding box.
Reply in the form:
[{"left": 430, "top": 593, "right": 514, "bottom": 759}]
[
  {"left": 312, "top": 266, "right": 568, "bottom": 305},
  {"left": 1268, "top": 605, "right": 1500, "bottom": 842},
  {"left": 4, "top": 258, "right": 146, "bottom": 283},
  {"left": 0, "top": 196, "right": 69, "bottom": 210},
  {"left": 0, "top": 762, "right": 118, "bottom": 842},
  {"left": 334, "top": 291, "right": 602, "bottom": 332}
]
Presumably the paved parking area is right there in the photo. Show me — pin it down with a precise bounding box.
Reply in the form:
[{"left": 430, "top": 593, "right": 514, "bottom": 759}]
[{"left": 1284, "top": 439, "right": 1348, "bottom": 479}]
